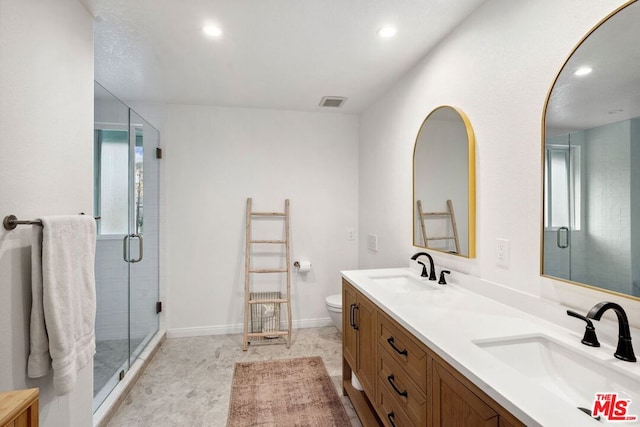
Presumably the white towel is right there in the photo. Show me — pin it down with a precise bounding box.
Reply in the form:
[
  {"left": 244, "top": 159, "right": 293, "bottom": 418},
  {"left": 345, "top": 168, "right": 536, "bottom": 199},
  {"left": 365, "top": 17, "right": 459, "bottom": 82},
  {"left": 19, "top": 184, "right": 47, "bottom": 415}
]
[{"left": 27, "top": 215, "right": 97, "bottom": 396}]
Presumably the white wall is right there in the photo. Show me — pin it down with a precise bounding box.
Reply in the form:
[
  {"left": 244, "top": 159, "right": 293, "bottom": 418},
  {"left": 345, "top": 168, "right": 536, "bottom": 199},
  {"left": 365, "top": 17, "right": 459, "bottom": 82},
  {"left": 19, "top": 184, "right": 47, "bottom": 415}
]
[
  {"left": 359, "top": 0, "right": 640, "bottom": 318},
  {"left": 0, "top": 0, "right": 94, "bottom": 426},
  {"left": 164, "top": 105, "right": 359, "bottom": 335}
]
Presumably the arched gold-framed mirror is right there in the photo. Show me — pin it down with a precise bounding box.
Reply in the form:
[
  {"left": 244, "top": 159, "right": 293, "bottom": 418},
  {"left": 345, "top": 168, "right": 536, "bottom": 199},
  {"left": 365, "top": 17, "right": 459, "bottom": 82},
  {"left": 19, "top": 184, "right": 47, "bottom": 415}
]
[
  {"left": 413, "top": 105, "right": 476, "bottom": 258},
  {"left": 541, "top": 0, "right": 640, "bottom": 300}
]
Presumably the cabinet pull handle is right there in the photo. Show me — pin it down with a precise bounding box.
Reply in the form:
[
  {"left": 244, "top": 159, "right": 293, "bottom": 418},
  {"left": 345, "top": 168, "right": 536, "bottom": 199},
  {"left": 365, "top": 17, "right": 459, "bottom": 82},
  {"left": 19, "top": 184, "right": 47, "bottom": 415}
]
[
  {"left": 353, "top": 305, "right": 359, "bottom": 330},
  {"left": 387, "top": 411, "right": 396, "bottom": 427},
  {"left": 387, "top": 374, "right": 408, "bottom": 398},
  {"left": 387, "top": 336, "right": 408, "bottom": 357},
  {"left": 349, "top": 304, "right": 355, "bottom": 328}
]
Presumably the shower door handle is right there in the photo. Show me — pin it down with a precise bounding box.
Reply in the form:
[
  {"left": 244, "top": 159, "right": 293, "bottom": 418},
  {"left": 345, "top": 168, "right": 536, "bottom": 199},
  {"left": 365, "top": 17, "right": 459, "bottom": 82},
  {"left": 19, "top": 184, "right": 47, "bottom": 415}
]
[
  {"left": 130, "top": 234, "right": 143, "bottom": 263},
  {"left": 123, "top": 234, "right": 144, "bottom": 263},
  {"left": 557, "top": 226, "right": 570, "bottom": 249}
]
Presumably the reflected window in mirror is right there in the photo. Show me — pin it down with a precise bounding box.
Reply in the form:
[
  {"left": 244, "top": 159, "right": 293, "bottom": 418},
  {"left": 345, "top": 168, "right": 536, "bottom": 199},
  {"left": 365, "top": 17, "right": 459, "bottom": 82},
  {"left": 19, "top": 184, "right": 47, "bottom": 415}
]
[
  {"left": 544, "top": 143, "right": 581, "bottom": 231},
  {"left": 542, "top": 0, "right": 640, "bottom": 299},
  {"left": 413, "top": 106, "right": 476, "bottom": 258}
]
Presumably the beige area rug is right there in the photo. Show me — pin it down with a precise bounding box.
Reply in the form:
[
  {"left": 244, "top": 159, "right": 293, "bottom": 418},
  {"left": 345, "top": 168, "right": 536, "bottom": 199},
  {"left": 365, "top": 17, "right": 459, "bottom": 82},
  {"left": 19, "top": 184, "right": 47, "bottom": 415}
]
[{"left": 227, "top": 356, "right": 351, "bottom": 426}]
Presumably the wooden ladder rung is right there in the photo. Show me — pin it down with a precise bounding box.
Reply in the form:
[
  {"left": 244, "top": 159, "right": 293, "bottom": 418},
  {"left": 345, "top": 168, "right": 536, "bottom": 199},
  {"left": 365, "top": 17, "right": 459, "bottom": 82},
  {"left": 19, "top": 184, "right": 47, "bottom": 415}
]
[
  {"left": 250, "top": 240, "right": 286, "bottom": 244},
  {"left": 247, "top": 331, "right": 289, "bottom": 338},
  {"left": 423, "top": 212, "right": 450, "bottom": 216},
  {"left": 248, "top": 298, "right": 289, "bottom": 304},
  {"left": 251, "top": 212, "right": 286, "bottom": 217},
  {"left": 249, "top": 268, "right": 288, "bottom": 273}
]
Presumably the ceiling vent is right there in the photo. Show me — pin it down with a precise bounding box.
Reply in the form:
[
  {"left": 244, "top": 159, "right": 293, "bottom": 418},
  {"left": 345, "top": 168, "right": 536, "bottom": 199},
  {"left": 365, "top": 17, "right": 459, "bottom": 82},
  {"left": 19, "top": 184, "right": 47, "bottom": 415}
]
[{"left": 319, "top": 96, "right": 347, "bottom": 108}]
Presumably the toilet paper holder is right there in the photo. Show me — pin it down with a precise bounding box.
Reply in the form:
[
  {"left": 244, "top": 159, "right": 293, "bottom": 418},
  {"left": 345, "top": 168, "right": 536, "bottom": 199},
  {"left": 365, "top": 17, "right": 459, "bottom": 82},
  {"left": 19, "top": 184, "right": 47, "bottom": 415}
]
[{"left": 293, "top": 260, "right": 312, "bottom": 272}]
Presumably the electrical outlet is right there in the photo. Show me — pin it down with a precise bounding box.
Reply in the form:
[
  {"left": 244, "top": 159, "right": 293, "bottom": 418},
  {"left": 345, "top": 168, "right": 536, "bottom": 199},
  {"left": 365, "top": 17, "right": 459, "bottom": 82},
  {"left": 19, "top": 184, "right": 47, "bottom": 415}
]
[
  {"left": 496, "top": 238, "right": 510, "bottom": 268},
  {"left": 368, "top": 234, "right": 378, "bottom": 252},
  {"left": 347, "top": 228, "right": 356, "bottom": 241}
]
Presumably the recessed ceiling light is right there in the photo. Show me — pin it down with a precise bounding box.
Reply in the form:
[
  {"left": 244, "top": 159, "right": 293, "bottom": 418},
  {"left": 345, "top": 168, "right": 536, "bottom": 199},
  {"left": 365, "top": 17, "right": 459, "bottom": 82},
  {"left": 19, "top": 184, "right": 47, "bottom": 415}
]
[
  {"left": 203, "top": 25, "right": 223, "bottom": 38},
  {"left": 574, "top": 66, "right": 592, "bottom": 76},
  {"left": 377, "top": 26, "right": 397, "bottom": 38}
]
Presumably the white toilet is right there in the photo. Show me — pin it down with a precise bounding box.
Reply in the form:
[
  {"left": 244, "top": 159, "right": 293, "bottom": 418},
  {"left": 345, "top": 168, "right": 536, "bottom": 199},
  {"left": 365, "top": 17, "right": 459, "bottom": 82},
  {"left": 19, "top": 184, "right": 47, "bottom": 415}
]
[{"left": 325, "top": 294, "right": 342, "bottom": 333}]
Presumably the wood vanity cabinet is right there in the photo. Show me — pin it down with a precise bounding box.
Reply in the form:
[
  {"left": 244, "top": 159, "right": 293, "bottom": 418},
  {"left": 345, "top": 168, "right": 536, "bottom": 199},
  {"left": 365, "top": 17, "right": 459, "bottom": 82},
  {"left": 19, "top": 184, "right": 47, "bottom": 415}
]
[
  {"left": 376, "top": 310, "right": 428, "bottom": 426},
  {"left": 432, "top": 360, "right": 498, "bottom": 426},
  {"left": 342, "top": 280, "right": 524, "bottom": 427},
  {"left": 0, "top": 388, "right": 39, "bottom": 427},
  {"left": 343, "top": 279, "right": 377, "bottom": 398}
]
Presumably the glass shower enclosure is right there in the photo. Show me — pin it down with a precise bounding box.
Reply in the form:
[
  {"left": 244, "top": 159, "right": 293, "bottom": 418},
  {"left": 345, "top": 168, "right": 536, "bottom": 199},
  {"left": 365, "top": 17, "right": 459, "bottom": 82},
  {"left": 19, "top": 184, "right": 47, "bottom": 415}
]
[{"left": 93, "top": 82, "right": 160, "bottom": 411}]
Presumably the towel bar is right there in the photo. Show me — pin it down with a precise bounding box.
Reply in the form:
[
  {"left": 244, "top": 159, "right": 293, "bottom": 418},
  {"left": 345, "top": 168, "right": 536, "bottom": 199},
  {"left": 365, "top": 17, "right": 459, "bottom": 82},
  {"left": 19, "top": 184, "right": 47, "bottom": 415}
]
[{"left": 3, "top": 214, "right": 100, "bottom": 231}]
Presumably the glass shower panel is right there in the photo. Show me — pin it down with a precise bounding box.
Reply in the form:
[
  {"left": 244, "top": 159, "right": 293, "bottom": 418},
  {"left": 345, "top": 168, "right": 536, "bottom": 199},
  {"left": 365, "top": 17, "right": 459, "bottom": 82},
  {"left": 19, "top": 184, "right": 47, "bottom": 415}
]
[
  {"left": 93, "top": 82, "right": 131, "bottom": 409},
  {"left": 543, "top": 134, "right": 571, "bottom": 280},
  {"left": 128, "top": 110, "right": 160, "bottom": 363}
]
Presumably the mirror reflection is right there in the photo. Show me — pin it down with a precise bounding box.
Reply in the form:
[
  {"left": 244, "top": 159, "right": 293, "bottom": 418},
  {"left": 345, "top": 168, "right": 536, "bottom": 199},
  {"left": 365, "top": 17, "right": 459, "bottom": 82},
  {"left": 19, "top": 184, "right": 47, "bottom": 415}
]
[
  {"left": 413, "top": 106, "right": 475, "bottom": 258},
  {"left": 543, "top": 1, "right": 640, "bottom": 298}
]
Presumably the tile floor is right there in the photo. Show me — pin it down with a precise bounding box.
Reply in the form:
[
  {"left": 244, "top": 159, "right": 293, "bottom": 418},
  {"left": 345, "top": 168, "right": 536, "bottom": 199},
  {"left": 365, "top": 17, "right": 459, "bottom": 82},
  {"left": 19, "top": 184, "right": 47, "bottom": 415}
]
[{"left": 106, "top": 327, "right": 362, "bottom": 426}]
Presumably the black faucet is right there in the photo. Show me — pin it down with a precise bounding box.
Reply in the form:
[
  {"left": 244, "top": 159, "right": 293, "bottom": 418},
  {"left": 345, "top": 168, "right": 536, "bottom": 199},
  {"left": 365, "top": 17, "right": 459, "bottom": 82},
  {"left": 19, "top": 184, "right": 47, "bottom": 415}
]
[
  {"left": 411, "top": 252, "right": 436, "bottom": 281},
  {"left": 586, "top": 302, "right": 636, "bottom": 362}
]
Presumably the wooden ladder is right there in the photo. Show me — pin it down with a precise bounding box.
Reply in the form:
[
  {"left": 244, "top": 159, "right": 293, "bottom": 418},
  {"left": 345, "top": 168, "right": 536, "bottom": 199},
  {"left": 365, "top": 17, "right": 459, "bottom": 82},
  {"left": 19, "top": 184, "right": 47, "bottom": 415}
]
[
  {"left": 243, "top": 198, "right": 292, "bottom": 350},
  {"left": 417, "top": 199, "right": 461, "bottom": 254}
]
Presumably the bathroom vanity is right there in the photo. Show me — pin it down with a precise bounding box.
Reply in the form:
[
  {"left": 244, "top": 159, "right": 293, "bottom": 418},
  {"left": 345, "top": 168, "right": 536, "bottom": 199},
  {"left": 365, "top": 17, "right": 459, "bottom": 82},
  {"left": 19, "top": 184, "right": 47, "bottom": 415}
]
[
  {"left": 342, "top": 277, "right": 522, "bottom": 426},
  {"left": 341, "top": 268, "right": 640, "bottom": 426},
  {"left": 0, "top": 388, "right": 39, "bottom": 427}
]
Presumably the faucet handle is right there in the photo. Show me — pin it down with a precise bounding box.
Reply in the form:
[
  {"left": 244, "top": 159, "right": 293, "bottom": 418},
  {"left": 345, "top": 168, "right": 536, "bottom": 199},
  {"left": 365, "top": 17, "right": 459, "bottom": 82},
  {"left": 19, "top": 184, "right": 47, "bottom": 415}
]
[
  {"left": 567, "top": 310, "right": 600, "bottom": 347},
  {"left": 438, "top": 270, "right": 450, "bottom": 285},
  {"left": 416, "top": 261, "right": 428, "bottom": 277}
]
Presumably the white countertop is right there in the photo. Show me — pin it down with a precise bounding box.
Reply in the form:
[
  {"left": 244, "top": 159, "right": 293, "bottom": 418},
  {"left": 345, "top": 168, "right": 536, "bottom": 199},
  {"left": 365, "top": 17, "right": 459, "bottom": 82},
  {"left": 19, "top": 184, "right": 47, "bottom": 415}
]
[{"left": 341, "top": 267, "right": 640, "bottom": 426}]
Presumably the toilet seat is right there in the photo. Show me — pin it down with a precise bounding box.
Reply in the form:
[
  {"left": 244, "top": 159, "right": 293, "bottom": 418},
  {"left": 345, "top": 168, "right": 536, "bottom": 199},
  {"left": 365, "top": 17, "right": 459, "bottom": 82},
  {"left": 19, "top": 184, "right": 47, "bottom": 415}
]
[{"left": 325, "top": 294, "right": 342, "bottom": 309}]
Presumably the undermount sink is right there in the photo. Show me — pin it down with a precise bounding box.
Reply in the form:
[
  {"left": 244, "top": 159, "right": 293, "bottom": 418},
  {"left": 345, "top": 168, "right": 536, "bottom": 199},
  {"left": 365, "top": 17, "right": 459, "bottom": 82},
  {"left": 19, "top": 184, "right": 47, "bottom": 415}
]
[
  {"left": 368, "top": 274, "right": 438, "bottom": 292},
  {"left": 473, "top": 334, "right": 640, "bottom": 412}
]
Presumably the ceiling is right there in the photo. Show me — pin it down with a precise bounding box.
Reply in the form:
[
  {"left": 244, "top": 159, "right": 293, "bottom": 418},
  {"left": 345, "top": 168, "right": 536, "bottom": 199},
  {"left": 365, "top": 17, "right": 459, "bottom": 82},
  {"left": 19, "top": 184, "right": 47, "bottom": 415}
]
[{"left": 81, "top": 0, "right": 485, "bottom": 113}]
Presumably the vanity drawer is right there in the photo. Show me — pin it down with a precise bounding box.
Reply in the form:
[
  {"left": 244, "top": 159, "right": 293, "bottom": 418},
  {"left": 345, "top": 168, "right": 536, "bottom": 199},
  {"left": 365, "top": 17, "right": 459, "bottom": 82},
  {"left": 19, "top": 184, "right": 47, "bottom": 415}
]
[
  {"left": 377, "top": 311, "right": 427, "bottom": 393},
  {"left": 377, "top": 383, "right": 415, "bottom": 427},
  {"left": 377, "top": 344, "right": 427, "bottom": 427}
]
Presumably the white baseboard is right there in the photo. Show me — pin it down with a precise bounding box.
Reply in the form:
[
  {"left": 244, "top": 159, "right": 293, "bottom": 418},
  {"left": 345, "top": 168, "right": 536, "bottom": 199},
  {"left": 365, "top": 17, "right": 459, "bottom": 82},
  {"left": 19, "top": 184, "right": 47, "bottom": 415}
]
[{"left": 166, "top": 317, "right": 333, "bottom": 339}]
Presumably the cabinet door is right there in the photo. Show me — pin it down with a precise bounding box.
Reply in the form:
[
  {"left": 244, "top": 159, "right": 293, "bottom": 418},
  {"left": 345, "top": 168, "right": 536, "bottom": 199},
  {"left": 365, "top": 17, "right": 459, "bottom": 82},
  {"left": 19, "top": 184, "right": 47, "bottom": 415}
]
[
  {"left": 343, "top": 280, "right": 357, "bottom": 369},
  {"left": 356, "top": 295, "right": 376, "bottom": 397},
  {"left": 432, "top": 360, "right": 498, "bottom": 427}
]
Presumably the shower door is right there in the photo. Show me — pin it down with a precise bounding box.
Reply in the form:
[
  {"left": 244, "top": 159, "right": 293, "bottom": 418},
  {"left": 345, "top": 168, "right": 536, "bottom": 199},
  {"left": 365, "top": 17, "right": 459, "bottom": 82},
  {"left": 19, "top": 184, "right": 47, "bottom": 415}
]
[
  {"left": 543, "top": 132, "right": 581, "bottom": 282},
  {"left": 128, "top": 110, "right": 160, "bottom": 364},
  {"left": 93, "top": 82, "right": 159, "bottom": 411}
]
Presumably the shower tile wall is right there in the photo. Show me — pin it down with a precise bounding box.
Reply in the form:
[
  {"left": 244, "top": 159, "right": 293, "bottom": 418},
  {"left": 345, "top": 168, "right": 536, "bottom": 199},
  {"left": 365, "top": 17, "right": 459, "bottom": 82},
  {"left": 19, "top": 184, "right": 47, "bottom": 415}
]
[
  {"left": 94, "top": 215, "right": 159, "bottom": 342},
  {"left": 584, "top": 121, "right": 632, "bottom": 294},
  {"left": 95, "top": 239, "right": 129, "bottom": 341},
  {"left": 632, "top": 118, "right": 640, "bottom": 294}
]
